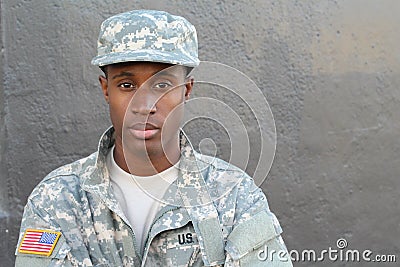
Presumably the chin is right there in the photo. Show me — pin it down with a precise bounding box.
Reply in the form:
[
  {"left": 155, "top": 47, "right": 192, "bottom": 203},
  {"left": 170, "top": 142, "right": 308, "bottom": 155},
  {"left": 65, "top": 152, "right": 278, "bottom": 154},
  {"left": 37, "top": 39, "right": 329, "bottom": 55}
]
[{"left": 124, "top": 136, "right": 163, "bottom": 157}]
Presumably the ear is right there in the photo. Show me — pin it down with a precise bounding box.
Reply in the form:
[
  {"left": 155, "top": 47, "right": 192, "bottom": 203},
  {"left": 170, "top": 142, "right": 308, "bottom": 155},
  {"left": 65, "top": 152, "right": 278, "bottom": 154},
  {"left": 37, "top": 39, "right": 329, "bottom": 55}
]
[
  {"left": 184, "top": 77, "right": 194, "bottom": 100},
  {"left": 99, "top": 75, "right": 109, "bottom": 103}
]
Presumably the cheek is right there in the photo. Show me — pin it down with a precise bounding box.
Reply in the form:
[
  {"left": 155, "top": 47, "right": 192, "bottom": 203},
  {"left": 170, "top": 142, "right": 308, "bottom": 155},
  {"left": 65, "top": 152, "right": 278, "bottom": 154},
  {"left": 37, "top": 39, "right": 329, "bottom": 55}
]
[
  {"left": 159, "top": 88, "right": 185, "bottom": 109},
  {"left": 109, "top": 93, "right": 131, "bottom": 125},
  {"left": 159, "top": 95, "right": 185, "bottom": 134},
  {"left": 158, "top": 93, "right": 184, "bottom": 117}
]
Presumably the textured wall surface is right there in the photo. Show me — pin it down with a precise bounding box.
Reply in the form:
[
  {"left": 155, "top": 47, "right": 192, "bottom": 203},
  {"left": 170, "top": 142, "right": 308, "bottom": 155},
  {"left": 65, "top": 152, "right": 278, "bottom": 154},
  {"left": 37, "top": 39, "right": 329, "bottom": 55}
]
[{"left": 1, "top": 0, "right": 399, "bottom": 266}]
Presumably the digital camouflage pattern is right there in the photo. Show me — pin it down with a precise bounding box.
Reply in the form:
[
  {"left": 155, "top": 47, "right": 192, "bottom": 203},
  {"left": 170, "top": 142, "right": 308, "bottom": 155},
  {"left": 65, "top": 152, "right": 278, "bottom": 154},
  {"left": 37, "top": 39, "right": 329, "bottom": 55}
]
[
  {"left": 17, "top": 9, "right": 292, "bottom": 267},
  {"left": 16, "top": 127, "right": 293, "bottom": 266},
  {"left": 91, "top": 10, "right": 200, "bottom": 67}
]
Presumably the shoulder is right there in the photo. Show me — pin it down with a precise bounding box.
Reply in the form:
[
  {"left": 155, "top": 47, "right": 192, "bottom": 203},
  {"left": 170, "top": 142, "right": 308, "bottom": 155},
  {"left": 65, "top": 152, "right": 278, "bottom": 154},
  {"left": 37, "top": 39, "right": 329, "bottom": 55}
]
[
  {"left": 194, "top": 151, "right": 249, "bottom": 178},
  {"left": 193, "top": 152, "right": 269, "bottom": 216},
  {"left": 193, "top": 151, "right": 259, "bottom": 192},
  {"left": 194, "top": 151, "right": 272, "bottom": 218},
  {"left": 44, "top": 151, "right": 97, "bottom": 180},
  {"left": 191, "top": 154, "right": 291, "bottom": 265},
  {"left": 28, "top": 152, "right": 98, "bottom": 203}
]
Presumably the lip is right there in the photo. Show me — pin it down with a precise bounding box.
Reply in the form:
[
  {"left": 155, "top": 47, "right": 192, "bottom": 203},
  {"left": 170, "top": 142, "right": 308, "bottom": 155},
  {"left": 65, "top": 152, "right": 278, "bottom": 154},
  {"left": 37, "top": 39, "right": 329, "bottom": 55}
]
[{"left": 128, "top": 123, "right": 160, "bottom": 140}]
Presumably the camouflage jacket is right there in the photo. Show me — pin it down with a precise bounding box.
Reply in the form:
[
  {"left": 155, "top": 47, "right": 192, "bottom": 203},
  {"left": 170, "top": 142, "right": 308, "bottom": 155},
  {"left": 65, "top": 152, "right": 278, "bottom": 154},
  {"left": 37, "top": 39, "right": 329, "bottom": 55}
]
[{"left": 16, "top": 127, "right": 293, "bottom": 267}]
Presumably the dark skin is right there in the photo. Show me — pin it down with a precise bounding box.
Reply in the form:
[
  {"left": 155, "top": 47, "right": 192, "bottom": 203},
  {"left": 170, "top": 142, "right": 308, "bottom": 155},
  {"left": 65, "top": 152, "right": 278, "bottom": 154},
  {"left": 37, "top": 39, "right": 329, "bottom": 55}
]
[{"left": 99, "top": 62, "right": 194, "bottom": 176}]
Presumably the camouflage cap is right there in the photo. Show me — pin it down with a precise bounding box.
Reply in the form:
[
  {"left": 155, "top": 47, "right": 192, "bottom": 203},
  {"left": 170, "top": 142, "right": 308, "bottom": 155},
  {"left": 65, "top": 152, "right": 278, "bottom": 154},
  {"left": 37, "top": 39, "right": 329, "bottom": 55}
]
[{"left": 91, "top": 10, "right": 200, "bottom": 67}]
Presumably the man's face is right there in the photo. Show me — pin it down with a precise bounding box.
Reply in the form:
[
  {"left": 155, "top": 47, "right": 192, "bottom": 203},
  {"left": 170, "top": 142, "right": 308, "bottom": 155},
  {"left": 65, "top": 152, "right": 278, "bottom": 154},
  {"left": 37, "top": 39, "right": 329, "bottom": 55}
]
[{"left": 99, "top": 62, "right": 193, "bottom": 158}]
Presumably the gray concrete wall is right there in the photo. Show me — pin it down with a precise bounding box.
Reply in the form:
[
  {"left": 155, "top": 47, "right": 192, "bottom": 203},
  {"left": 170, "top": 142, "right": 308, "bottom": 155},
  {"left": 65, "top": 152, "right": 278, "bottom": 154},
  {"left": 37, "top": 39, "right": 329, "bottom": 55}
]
[{"left": 1, "top": 0, "right": 399, "bottom": 266}]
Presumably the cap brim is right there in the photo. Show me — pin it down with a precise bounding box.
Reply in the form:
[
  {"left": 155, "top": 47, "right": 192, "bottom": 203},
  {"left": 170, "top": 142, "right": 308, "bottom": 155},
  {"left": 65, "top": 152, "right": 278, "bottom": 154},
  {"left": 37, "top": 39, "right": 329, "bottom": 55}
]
[{"left": 91, "top": 50, "right": 200, "bottom": 67}]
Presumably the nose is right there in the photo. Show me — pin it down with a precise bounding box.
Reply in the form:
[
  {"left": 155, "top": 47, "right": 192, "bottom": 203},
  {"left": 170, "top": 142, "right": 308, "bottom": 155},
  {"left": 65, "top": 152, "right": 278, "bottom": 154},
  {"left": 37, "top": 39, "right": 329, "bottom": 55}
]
[{"left": 130, "top": 86, "right": 157, "bottom": 115}]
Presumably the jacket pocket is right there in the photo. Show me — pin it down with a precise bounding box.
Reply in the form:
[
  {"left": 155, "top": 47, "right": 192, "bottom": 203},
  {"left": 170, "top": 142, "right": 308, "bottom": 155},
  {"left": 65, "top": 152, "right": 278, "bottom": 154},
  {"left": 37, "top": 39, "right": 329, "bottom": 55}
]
[
  {"left": 225, "top": 211, "right": 292, "bottom": 266},
  {"left": 164, "top": 228, "right": 201, "bottom": 267}
]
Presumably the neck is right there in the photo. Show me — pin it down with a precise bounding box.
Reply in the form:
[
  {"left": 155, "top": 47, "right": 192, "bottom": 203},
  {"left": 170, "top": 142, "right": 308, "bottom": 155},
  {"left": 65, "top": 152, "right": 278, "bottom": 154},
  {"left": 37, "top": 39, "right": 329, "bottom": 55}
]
[{"left": 113, "top": 136, "right": 180, "bottom": 176}]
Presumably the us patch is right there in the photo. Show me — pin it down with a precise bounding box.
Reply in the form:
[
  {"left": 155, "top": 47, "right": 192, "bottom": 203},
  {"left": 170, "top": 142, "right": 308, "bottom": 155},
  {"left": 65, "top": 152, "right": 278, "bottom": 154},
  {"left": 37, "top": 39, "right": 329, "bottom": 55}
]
[{"left": 18, "top": 229, "right": 61, "bottom": 256}]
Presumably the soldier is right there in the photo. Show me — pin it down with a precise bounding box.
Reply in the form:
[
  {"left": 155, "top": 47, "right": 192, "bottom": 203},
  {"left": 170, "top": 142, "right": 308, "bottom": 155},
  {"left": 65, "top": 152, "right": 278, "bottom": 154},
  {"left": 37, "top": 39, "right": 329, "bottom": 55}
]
[{"left": 15, "top": 10, "right": 293, "bottom": 266}]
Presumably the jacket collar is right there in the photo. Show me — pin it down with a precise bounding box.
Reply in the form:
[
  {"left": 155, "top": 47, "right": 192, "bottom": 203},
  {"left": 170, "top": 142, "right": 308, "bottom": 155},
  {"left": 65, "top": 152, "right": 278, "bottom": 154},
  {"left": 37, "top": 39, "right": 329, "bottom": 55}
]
[{"left": 81, "top": 126, "right": 208, "bottom": 205}]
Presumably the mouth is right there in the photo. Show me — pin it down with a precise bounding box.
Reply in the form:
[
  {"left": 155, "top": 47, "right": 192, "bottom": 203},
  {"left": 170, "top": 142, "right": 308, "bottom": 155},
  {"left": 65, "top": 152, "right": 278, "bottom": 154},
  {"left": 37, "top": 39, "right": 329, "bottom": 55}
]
[{"left": 128, "top": 123, "right": 160, "bottom": 140}]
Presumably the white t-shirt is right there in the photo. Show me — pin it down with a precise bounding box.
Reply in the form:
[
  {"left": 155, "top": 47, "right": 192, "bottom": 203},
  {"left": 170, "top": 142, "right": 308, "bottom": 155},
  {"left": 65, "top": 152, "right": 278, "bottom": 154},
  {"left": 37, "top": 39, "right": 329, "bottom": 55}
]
[{"left": 106, "top": 146, "right": 178, "bottom": 254}]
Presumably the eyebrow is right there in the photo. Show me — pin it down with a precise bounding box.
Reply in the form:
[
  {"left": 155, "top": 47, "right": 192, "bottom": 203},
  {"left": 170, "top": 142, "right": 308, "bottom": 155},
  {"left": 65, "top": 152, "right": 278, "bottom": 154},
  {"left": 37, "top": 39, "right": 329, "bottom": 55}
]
[
  {"left": 111, "top": 70, "right": 180, "bottom": 80},
  {"left": 111, "top": 71, "right": 134, "bottom": 80}
]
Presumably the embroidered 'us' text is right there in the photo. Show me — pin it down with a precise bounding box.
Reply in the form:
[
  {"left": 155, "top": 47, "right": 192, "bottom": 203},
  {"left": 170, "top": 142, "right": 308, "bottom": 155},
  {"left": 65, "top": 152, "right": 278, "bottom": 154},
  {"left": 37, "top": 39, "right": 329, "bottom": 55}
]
[{"left": 178, "top": 233, "right": 193, "bottom": 245}]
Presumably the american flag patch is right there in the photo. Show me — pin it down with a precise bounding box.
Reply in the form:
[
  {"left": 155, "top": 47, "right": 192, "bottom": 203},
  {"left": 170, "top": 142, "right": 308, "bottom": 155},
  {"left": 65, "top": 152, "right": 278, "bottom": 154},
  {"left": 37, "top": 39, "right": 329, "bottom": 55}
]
[{"left": 18, "top": 229, "right": 61, "bottom": 256}]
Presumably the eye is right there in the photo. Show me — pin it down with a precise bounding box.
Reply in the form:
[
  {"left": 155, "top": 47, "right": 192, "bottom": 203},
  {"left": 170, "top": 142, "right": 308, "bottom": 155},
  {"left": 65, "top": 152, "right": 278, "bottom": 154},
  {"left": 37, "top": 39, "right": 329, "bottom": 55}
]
[
  {"left": 153, "top": 82, "right": 173, "bottom": 90},
  {"left": 118, "top": 82, "right": 136, "bottom": 90}
]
